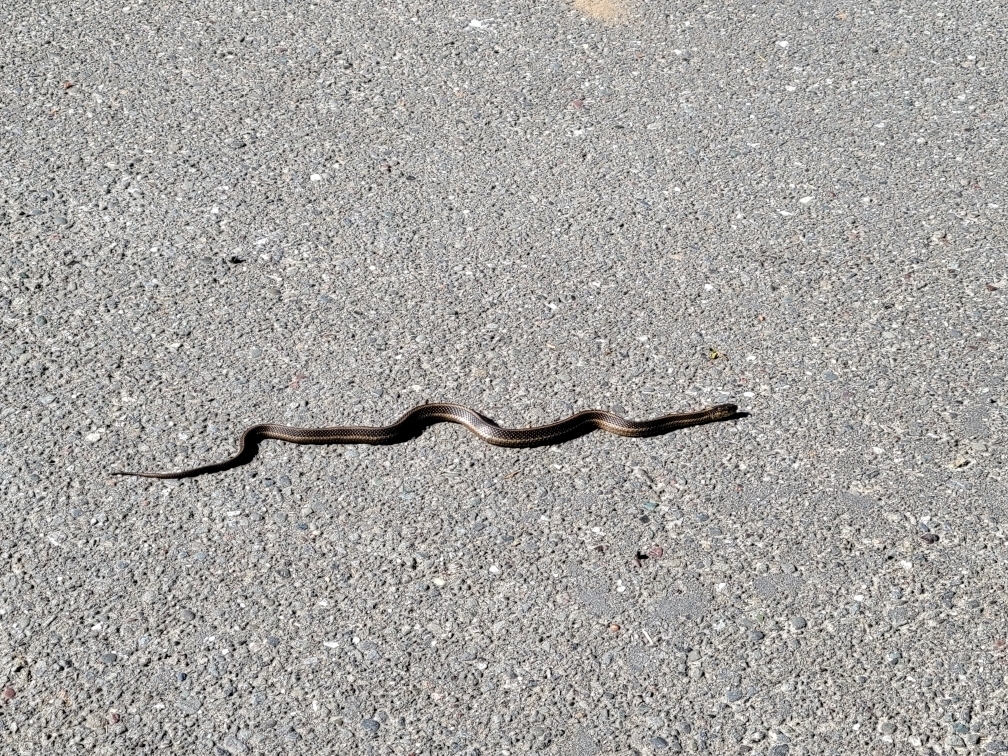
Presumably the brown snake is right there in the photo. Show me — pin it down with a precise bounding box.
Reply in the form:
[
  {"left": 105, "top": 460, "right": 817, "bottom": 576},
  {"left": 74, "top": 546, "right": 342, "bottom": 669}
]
[{"left": 111, "top": 402, "right": 739, "bottom": 479}]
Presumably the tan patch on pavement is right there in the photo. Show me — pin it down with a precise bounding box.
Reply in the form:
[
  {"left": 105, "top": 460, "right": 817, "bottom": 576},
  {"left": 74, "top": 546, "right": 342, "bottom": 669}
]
[{"left": 572, "top": 0, "right": 629, "bottom": 21}]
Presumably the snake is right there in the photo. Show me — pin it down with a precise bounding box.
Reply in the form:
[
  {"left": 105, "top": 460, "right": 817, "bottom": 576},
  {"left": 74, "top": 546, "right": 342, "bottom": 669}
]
[{"left": 110, "top": 401, "right": 738, "bottom": 479}]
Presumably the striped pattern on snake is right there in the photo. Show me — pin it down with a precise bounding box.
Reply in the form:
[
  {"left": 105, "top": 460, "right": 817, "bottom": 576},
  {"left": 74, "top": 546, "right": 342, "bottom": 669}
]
[{"left": 111, "top": 402, "right": 739, "bottom": 479}]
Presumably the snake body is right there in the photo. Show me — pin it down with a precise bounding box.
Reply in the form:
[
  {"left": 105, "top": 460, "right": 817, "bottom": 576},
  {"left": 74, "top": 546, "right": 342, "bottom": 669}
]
[{"left": 111, "top": 402, "right": 738, "bottom": 479}]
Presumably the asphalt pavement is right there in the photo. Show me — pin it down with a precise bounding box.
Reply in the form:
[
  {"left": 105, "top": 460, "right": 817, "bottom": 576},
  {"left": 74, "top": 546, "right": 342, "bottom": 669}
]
[{"left": 1, "top": 1, "right": 1006, "bottom": 753}]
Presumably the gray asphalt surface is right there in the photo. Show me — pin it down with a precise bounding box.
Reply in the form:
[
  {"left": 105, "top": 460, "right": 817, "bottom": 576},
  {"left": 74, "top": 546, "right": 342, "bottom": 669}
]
[{"left": 2, "top": 0, "right": 1007, "bottom": 753}]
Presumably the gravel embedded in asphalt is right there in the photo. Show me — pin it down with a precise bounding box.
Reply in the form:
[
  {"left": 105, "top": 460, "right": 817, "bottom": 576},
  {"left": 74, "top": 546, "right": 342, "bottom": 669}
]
[{"left": 2, "top": 0, "right": 1007, "bottom": 753}]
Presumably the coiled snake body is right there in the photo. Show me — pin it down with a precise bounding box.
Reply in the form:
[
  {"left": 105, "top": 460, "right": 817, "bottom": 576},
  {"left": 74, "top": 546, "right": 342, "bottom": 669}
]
[{"left": 112, "top": 402, "right": 738, "bottom": 479}]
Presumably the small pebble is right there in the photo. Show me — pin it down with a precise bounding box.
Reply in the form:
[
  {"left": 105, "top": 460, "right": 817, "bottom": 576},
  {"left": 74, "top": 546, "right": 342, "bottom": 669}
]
[
  {"left": 361, "top": 718, "right": 381, "bottom": 733},
  {"left": 178, "top": 694, "right": 203, "bottom": 715},
  {"left": 650, "top": 735, "right": 668, "bottom": 748},
  {"left": 749, "top": 630, "right": 764, "bottom": 641},
  {"left": 35, "top": 315, "right": 48, "bottom": 325},
  {"left": 100, "top": 653, "right": 117, "bottom": 664},
  {"left": 920, "top": 533, "right": 939, "bottom": 544},
  {"left": 180, "top": 609, "right": 196, "bottom": 622},
  {"left": 2, "top": 687, "right": 15, "bottom": 700},
  {"left": 726, "top": 689, "right": 743, "bottom": 702},
  {"left": 789, "top": 617, "right": 807, "bottom": 630}
]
